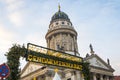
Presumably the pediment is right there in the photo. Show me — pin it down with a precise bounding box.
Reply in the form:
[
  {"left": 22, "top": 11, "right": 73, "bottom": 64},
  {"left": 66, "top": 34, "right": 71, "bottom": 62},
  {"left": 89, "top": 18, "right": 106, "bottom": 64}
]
[
  {"left": 88, "top": 57, "right": 109, "bottom": 69},
  {"left": 21, "top": 62, "right": 43, "bottom": 77},
  {"left": 85, "top": 54, "right": 114, "bottom": 71}
]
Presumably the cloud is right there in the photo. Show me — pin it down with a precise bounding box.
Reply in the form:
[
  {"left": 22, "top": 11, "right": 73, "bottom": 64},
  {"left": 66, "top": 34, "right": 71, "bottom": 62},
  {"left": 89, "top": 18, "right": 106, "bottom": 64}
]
[
  {"left": 3, "top": 0, "right": 25, "bottom": 27},
  {"left": 4, "top": 0, "right": 24, "bottom": 11},
  {"left": 8, "top": 12, "right": 23, "bottom": 26},
  {"left": 4, "top": 0, "right": 16, "bottom": 4},
  {"left": 0, "top": 23, "right": 17, "bottom": 64},
  {"left": 0, "top": 23, "right": 16, "bottom": 51},
  {"left": 0, "top": 23, "right": 15, "bottom": 64},
  {"left": 25, "top": 33, "right": 46, "bottom": 47}
]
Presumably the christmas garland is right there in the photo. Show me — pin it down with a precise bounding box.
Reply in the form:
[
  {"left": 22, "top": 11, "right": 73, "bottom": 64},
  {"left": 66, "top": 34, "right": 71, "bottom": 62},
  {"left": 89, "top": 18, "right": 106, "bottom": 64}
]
[
  {"left": 82, "top": 62, "right": 90, "bottom": 80},
  {"left": 5, "top": 44, "right": 26, "bottom": 80}
]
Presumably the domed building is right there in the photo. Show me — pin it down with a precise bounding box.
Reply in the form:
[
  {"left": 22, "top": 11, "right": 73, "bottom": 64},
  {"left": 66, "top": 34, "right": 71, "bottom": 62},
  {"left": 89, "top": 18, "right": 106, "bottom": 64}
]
[
  {"left": 20, "top": 6, "right": 114, "bottom": 80},
  {"left": 46, "top": 7, "right": 79, "bottom": 56}
]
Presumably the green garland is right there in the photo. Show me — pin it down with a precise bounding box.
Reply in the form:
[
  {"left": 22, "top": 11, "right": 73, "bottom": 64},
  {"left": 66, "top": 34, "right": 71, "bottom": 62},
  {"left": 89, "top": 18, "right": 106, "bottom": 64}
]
[
  {"left": 82, "top": 62, "right": 90, "bottom": 80},
  {"left": 5, "top": 44, "right": 26, "bottom": 80}
]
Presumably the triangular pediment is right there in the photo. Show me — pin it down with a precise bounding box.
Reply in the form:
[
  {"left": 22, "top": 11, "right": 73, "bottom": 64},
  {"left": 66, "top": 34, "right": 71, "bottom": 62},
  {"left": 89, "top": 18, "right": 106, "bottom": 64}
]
[
  {"left": 88, "top": 57, "right": 109, "bottom": 69},
  {"left": 84, "top": 54, "right": 114, "bottom": 71},
  {"left": 21, "top": 62, "right": 43, "bottom": 77}
]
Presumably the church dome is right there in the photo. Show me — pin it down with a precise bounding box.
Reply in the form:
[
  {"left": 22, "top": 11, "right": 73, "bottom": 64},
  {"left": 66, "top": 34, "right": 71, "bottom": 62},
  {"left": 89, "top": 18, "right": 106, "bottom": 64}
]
[{"left": 51, "top": 10, "right": 70, "bottom": 22}]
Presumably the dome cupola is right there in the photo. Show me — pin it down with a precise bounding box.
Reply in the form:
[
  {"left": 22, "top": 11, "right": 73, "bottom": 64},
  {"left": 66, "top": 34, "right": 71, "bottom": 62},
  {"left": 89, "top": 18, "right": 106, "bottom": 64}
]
[
  {"left": 50, "top": 5, "right": 70, "bottom": 23},
  {"left": 51, "top": 10, "right": 70, "bottom": 22}
]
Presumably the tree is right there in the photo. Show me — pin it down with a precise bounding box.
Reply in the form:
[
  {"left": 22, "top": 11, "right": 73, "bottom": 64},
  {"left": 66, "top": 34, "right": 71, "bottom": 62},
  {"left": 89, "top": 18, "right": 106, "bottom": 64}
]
[{"left": 5, "top": 44, "right": 27, "bottom": 80}]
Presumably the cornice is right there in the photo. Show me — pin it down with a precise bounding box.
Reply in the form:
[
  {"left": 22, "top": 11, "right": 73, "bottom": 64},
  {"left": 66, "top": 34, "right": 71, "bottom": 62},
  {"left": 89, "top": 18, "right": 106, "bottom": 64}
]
[{"left": 45, "top": 28, "right": 77, "bottom": 39}]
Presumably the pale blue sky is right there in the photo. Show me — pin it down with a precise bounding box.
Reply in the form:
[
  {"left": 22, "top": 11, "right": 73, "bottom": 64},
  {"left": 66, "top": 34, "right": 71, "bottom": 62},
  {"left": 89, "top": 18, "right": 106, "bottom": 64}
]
[{"left": 0, "top": 0, "right": 120, "bottom": 75}]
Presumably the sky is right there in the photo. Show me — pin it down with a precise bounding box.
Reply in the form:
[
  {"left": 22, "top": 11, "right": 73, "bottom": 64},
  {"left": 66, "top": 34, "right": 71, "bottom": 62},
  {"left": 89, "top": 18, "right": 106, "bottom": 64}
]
[{"left": 0, "top": 0, "right": 120, "bottom": 75}]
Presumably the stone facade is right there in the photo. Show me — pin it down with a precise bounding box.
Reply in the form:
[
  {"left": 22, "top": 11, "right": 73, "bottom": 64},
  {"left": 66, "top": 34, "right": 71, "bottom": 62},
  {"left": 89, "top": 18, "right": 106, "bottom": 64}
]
[{"left": 21, "top": 62, "right": 83, "bottom": 80}]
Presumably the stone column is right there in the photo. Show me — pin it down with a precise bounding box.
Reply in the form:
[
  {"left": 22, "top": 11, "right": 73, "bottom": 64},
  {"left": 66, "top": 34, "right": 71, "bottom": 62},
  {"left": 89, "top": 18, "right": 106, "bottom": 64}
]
[
  {"left": 71, "top": 74, "right": 76, "bottom": 80},
  {"left": 93, "top": 73, "right": 96, "bottom": 80},
  {"left": 100, "top": 74, "right": 103, "bottom": 80},
  {"left": 45, "top": 74, "right": 52, "bottom": 80},
  {"left": 110, "top": 76, "right": 114, "bottom": 80},
  {"left": 71, "top": 36, "right": 74, "bottom": 51},
  {"left": 53, "top": 35, "right": 55, "bottom": 49},
  {"left": 80, "top": 73, "right": 85, "bottom": 80},
  {"left": 71, "top": 71, "right": 77, "bottom": 80},
  {"left": 44, "top": 70, "right": 52, "bottom": 80},
  {"left": 68, "top": 34, "right": 70, "bottom": 51},
  {"left": 106, "top": 76, "right": 109, "bottom": 80},
  {"left": 45, "top": 76, "right": 50, "bottom": 80},
  {"left": 60, "top": 33, "right": 62, "bottom": 47},
  {"left": 76, "top": 71, "right": 81, "bottom": 80},
  {"left": 47, "top": 39, "right": 50, "bottom": 48},
  {"left": 73, "top": 36, "right": 76, "bottom": 55}
]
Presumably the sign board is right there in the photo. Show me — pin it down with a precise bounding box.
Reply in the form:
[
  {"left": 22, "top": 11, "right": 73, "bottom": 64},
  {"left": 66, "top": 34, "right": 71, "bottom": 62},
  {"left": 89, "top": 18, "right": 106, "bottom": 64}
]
[
  {"left": 0, "top": 63, "right": 10, "bottom": 79},
  {"left": 26, "top": 43, "right": 83, "bottom": 70},
  {"left": 27, "top": 43, "right": 83, "bottom": 62}
]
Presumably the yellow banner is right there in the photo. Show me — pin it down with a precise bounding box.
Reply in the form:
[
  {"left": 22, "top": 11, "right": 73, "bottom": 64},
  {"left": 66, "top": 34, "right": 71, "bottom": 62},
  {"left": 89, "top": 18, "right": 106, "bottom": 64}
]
[
  {"left": 27, "top": 54, "right": 82, "bottom": 71},
  {"left": 28, "top": 43, "right": 82, "bottom": 62}
]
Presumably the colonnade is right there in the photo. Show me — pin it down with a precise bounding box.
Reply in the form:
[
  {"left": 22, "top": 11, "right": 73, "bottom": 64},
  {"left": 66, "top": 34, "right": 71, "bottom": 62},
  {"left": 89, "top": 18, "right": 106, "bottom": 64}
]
[{"left": 92, "top": 72, "right": 113, "bottom": 80}]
